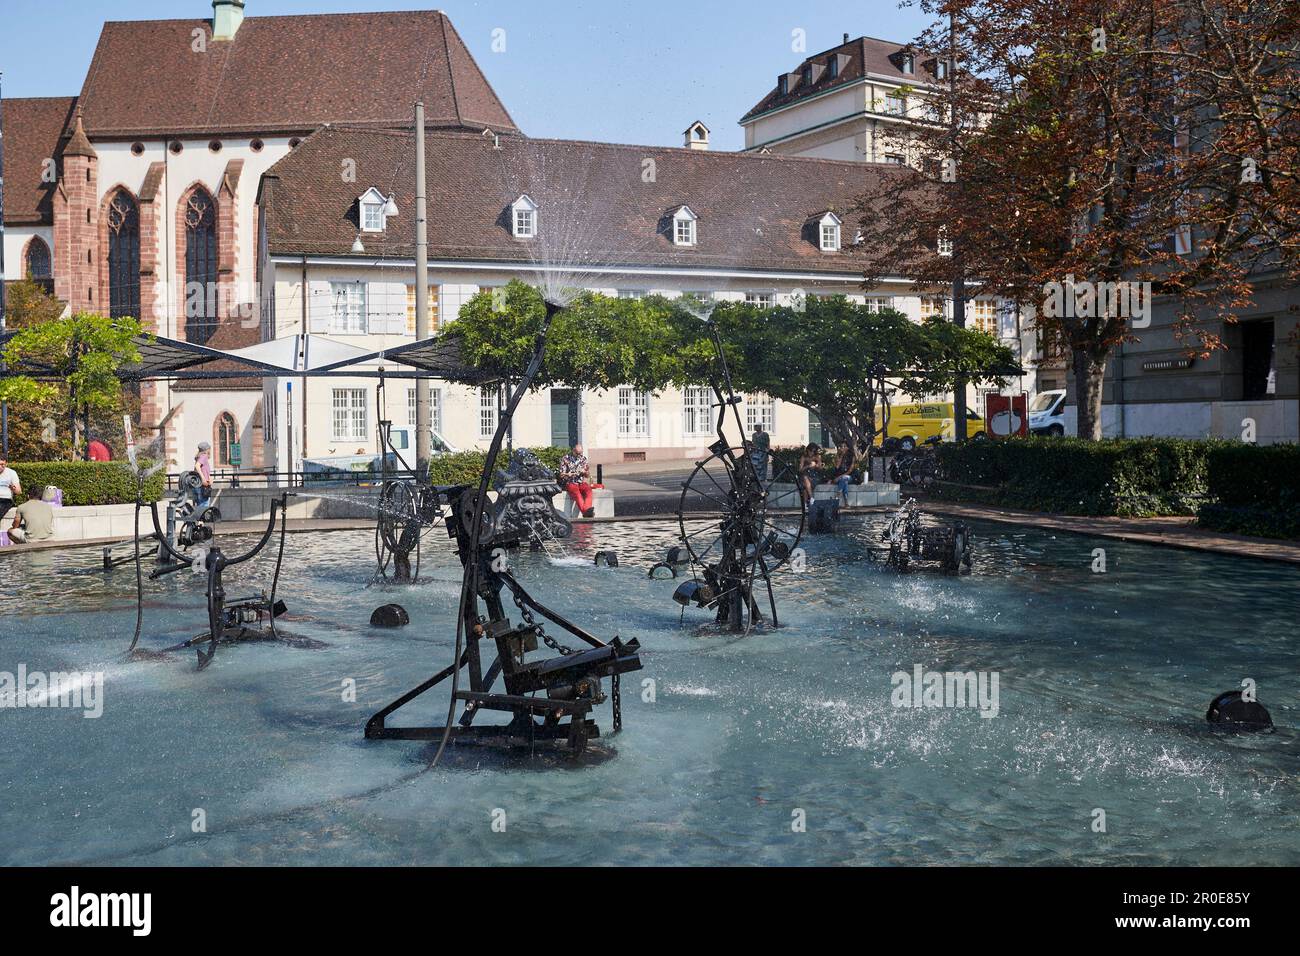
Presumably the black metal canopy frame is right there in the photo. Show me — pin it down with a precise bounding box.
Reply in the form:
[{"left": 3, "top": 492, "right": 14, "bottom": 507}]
[
  {"left": 0, "top": 328, "right": 499, "bottom": 382},
  {"left": 365, "top": 302, "right": 643, "bottom": 760}
]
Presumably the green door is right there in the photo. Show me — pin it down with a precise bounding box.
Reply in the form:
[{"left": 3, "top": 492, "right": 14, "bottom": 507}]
[{"left": 551, "top": 390, "right": 579, "bottom": 448}]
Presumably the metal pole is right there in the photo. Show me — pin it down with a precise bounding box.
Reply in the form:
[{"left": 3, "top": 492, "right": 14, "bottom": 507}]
[
  {"left": 1, "top": 70, "right": 9, "bottom": 457},
  {"left": 948, "top": 14, "right": 968, "bottom": 443},
  {"left": 414, "top": 102, "right": 431, "bottom": 475}
]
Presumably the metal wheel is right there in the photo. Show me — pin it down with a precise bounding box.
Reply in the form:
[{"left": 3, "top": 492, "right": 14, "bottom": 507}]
[
  {"left": 376, "top": 481, "right": 422, "bottom": 582},
  {"left": 677, "top": 446, "right": 805, "bottom": 631},
  {"left": 678, "top": 446, "right": 804, "bottom": 573}
]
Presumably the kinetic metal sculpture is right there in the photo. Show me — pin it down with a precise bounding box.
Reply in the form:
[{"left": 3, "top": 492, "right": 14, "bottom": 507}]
[
  {"left": 366, "top": 303, "right": 643, "bottom": 757},
  {"left": 673, "top": 319, "right": 805, "bottom": 632},
  {"left": 374, "top": 417, "right": 445, "bottom": 583},
  {"left": 874, "top": 498, "right": 973, "bottom": 575},
  {"left": 126, "top": 475, "right": 300, "bottom": 669}
]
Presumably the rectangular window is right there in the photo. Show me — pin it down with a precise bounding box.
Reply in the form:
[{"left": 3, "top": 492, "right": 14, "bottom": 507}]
[
  {"left": 331, "top": 388, "right": 367, "bottom": 441},
  {"left": 618, "top": 387, "right": 649, "bottom": 437},
  {"left": 820, "top": 224, "right": 840, "bottom": 251},
  {"left": 617, "top": 289, "right": 645, "bottom": 300},
  {"left": 745, "top": 393, "right": 775, "bottom": 433},
  {"left": 513, "top": 208, "right": 535, "bottom": 238},
  {"left": 362, "top": 202, "right": 384, "bottom": 232},
  {"left": 407, "top": 386, "right": 443, "bottom": 431},
  {"left": 683, "top": 386, "right": 713, "bottom": 436},
  {"left": 479, "top": 386, "right": 498, "bottom": 439},
  {"left": 675, "top": 217, "right": 696, "bottom": 245},
  {"left": 921, "top": 296, "right": 948, "bottom": 319},
  {"left": 969, "top": 299, "right": 997, "bottom": 334},
  {"left": 886, "top": 93, "right": 907, "bottom": 115},
  {"left": 901, "top": 55, "right": 914, "bottom": 75},
  {"left": 884, "top": 153, "right": 905, "bottom": 165},
  {"left": 329, "top": 281, "right": 368, "bottom": 334},
  {"left": 865, "top": 296, "right": 894, "bottom": 312},
  {"left": 744, "top": 292, "right": 775, "bottom": 308},
  {"left": 937, "top": 235, "right": 954, "bottom": 257},
  {"left": 405, "top": 284, "right": 440, "bottom": 335}
]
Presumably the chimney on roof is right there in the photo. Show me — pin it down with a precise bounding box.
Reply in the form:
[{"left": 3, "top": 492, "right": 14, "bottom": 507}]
[
  {"left": 212, "top": 0, "right": 246, "bottom": 40},
  {"left": 684, "top": 120, "right": 710, "bottom": 151},
  {"left": 843, "top": 33, "right": 850, "bottom": 44}
]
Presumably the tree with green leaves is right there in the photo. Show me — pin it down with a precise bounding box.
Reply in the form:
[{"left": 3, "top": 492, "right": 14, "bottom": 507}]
[
  {"left": 0, "top": 311, "right": 145, "bottom": 460},
  {"left": 450, "top": 281, "right": 1016, "bottom": 464}
]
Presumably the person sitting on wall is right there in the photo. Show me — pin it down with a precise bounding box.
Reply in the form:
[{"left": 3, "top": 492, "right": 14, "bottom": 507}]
[
  {"left": 6, "top": 497, "right": 55, "bottom": 544},
  {"left": 558, "top": 443, "right": 596, "bottom": 518},
  {"left": 0, "top": 457, "right": 21, "bottom": 523},
  {"left": 798, "top": 443, "right": 822, "bottom": 502},
  {"left": 831, "top": 441, "right": 856, "bottom": 504}
]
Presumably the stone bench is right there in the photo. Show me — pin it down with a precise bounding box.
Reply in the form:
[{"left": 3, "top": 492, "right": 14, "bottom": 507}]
[
  {"left": 768, "top": 481, "right": 900, "bottom": 509},
  {"left": 552, "top": 487, "right": 614, "bottom": 519}
]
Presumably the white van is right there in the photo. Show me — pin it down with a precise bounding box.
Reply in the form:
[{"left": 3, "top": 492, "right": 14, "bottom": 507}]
[
  {"left": 1028, "top": 389, "right": 1067, "bottom": 436},
  {"left": 303, "top": 426, "right": 457, "bottom": 481}
]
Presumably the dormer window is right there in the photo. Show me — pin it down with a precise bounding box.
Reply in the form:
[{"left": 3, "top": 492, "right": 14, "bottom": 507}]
[
  {"left": 817, "top": 212, "right": 842, "bottom": 252},
  {"left": 802, "top": 64, "right": 813, "bottom": 86},
  {"left": 937, "top": 226, "right": 953, "bottom": 257},
  {"left": 828, "top": 57, "right": 839, "bottom": 79},
  {"left": 358, "top": 187, "right": 392, "bottom": 233},
  {"left": 935, "top": 59, "right": 950, "bottom": 80},
  {"left": 901, "top": 54, "right": 915, "bottom": 74},
  {"left": 778, "top": 75, "right": 788, "bottom": 95},
  {"left": 672, "top": 205, "right": 697, "bottom": 246},
  {"left": 511, "top": 194, "right": 538, "bottom": 239}
]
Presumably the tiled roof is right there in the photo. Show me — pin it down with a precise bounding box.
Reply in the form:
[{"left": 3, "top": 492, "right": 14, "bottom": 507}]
[
  {"left": 2, "top": 96, "right": 78, "bottom": 225},
  {"left": 171, "top": 316, "right": 264, "bottom": 391},
  {"left": 742, "top": 35, "right": 941, "bottom": 122},
  {"left": 73, "top": 11, "right": 518, "bottom": 139},
  {"left": 261, "top": 126, "right": 908, "bottom": 275}
]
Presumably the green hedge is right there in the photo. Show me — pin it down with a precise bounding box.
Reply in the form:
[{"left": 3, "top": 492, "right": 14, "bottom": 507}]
[
  {"left": 1197, "top": 443, "right": 1300, "bottom": 539},
  {"left": 424, "top": 447, "right": 567, "bottom": 486},
  {"left": 8, "top": 460, "right": 167, "bottom": 506},
  {"left": 931, "top": 438, "right": 1300, "bottom": 538}
]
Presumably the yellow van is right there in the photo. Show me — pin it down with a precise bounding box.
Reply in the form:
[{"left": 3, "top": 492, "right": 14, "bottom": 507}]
[{"left": 875, "top": 402, "right": 985, "bottom": 449}]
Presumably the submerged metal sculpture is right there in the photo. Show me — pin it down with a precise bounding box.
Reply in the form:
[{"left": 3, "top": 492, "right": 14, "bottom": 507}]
[
  {"left": 126, "top": 478, "right": 302, "bottom": 669},
  {"left": 366, "top": 304, "right": 643, "bottom": 758},
  {"left": 874, "top": 498, "right": 973, "bottom": 575},
  {"left": 374, "top": 417, "right": 446, "bottom": 583},
  {"left": 673, "top": 319, "right": 805, "bottom": 632}
]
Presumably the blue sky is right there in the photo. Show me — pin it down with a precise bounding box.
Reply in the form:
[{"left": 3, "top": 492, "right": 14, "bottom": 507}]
[{"left": 0, "top": 0, "right": 932, "bottom": 151}]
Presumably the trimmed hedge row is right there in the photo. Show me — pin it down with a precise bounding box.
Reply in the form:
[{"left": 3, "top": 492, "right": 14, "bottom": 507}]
[
  {"left": 8, "top": 461, "right": 167, "bottom": 506},
  {"left": 1198, "top": 443, "right": 1300, "bottom": 539},
  {"left": 424, "top": 447, "right": 567, "bottom": 486},
  {"left": 931, "top": 437, "right": 1300, "bottom": 539}
]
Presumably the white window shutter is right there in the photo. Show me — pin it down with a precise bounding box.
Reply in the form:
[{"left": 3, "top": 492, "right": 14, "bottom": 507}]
[
  {"left": 368, "top": 282, "right": 406, "bottom": 334},
  {"left": 307, "top": 281, "right": 332, "bottom": 333}
]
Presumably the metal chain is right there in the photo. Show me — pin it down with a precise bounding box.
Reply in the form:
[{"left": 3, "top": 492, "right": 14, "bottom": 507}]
[
  {"left": 611, "top": 671, "right": 622, "bottom": 733},
  {"left": 511, "top": 589, "right": 574, "bottom": 655}
]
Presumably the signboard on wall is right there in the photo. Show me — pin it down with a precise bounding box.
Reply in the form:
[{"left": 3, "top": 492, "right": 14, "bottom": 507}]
[{"left": 985, "top": 394, "right": 1028, "bottom": 438}]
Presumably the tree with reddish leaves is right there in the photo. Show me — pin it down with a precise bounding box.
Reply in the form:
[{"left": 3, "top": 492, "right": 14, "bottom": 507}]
[{"left": 855, "top": 0, "right": 1298, "bottom": 439}]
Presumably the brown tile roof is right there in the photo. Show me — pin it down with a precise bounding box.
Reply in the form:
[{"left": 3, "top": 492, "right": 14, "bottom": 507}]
[
  {"left": 741, "top": 35, "right": 941, "bottom": 122},
  {"left": 261, "top": 126, "right": 909, "bottom": 275},
  {"left": 2, "top": 96, "right": 78, "bottom": 225},
  {"left": 171, "top": 316, "right": 264, "bottom": 391},
  {"left": 73, "top": 11, "right": 518, "bottom": 139}
]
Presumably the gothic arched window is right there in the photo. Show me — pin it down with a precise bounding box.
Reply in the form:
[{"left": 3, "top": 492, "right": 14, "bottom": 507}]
[
  {"left": 106, "top": 191, "right": 141, "bottom": 319},
  {"left": 216, "top": 412, "right": 238, "bottom": 466},
  {"left": 24, "top": 238, "right": 52, "bottom": 290},
  {"left": 184, "top": 189, "right": 218, "bottom": 344}
]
